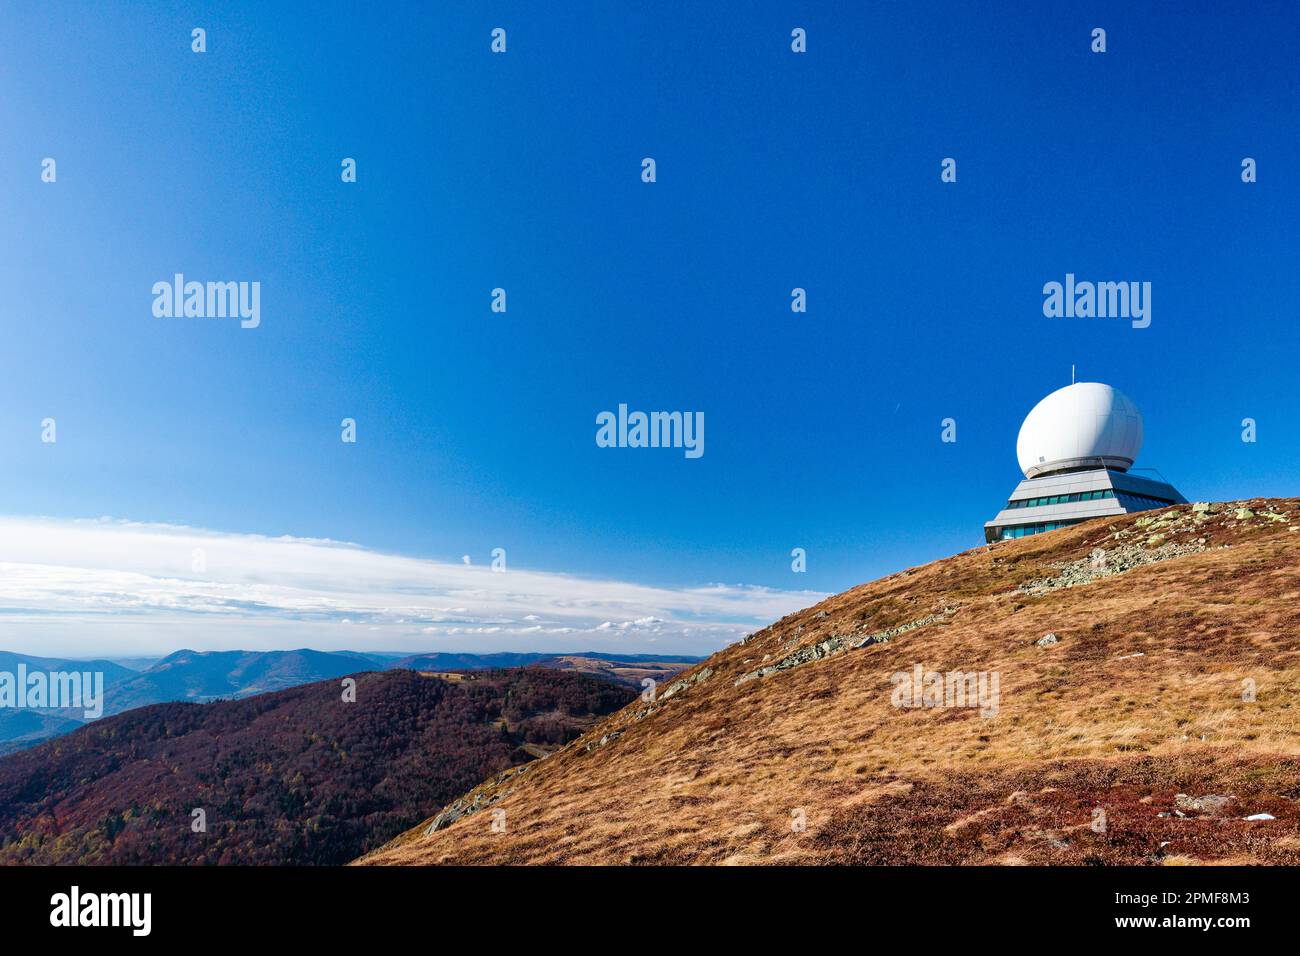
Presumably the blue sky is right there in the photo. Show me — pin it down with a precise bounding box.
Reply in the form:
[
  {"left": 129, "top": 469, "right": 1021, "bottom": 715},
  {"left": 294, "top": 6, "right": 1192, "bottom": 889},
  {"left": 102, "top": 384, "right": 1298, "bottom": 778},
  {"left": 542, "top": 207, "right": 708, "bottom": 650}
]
[{"left": 1, "top": 2, "right": 1297, "bottom": 655}]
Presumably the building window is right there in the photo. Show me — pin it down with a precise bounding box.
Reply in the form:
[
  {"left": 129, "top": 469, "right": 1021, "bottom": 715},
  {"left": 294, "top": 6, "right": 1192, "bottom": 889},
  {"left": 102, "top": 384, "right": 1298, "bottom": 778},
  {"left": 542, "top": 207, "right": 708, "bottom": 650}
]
[
  {"left": 998, "top": 518, "right": 1087, "bottom": 540},
  {"left": 1007, "top": 489, "right": 1115, "bottom": 509},
  {"left": 1115, "top": 492, "right": 1174, "bottom": 511}
]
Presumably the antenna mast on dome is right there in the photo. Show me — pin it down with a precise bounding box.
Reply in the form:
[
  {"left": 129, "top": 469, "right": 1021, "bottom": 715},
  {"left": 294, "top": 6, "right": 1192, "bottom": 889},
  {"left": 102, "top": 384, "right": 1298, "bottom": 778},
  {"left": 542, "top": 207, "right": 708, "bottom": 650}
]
[{"left": 1071, "top": 364, "right": 1076, "bottom": 385}]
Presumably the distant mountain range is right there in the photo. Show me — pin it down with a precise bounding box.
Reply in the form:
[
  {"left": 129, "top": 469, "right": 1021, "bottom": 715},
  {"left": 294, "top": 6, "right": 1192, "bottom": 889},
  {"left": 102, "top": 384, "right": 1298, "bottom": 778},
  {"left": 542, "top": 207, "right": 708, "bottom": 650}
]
[
  {"left": 0, "top": 648, "right": 699, "bottom": 754},
  {"left": 0, "top": 668, "right": 634, "bottom": 865},
  {"left": 0, "top": 652, "right": 141, "bottom": 753},
  {"left": 105, "top": 648, "right": 382, "bottom": 714}
]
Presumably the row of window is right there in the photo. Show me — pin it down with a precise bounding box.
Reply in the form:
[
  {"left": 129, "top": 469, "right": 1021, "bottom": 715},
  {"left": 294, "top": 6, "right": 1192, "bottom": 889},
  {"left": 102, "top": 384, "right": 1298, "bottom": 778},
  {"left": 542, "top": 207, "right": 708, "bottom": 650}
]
[
  {"left": 1115, "top": 491, "right": 1174, "bottom": 510},
  {"left": 1000, "top": 519, "right": 1083, "bottom": 540},
  {"left": 1008, "top": 489, "right": 1115, "bottom": 509}
]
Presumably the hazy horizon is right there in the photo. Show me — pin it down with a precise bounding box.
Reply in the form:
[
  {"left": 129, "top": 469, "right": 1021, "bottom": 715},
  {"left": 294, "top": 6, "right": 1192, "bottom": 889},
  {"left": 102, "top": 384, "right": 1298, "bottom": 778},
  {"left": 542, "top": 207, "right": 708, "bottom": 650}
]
[
  {"left": 0, "top": 514, "right": 822, "bottom": 657},
  {"left": 0, "top": 646, "right": 708, "bottom": 664}
]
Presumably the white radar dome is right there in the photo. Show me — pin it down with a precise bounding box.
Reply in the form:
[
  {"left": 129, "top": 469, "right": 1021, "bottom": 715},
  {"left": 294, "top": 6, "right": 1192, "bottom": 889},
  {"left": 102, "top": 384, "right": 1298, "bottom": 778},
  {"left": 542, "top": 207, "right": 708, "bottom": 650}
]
[{"left": 1015, "top": 382, "right": 1144, "bottom": 479}]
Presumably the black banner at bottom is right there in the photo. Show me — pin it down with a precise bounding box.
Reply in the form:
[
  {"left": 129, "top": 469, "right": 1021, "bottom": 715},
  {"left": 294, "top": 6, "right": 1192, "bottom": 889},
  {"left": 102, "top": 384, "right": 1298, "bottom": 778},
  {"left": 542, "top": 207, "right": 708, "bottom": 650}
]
[{"left": 0, "top": 864, "right": 1279, "bottom": 942}]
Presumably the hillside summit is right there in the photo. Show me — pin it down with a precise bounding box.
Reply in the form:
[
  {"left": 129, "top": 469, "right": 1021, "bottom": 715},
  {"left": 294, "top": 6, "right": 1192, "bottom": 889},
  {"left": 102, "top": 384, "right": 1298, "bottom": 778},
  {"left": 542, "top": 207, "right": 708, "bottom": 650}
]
[{"left": 359, "top": 498, "right": 1300, "bottom": 865}]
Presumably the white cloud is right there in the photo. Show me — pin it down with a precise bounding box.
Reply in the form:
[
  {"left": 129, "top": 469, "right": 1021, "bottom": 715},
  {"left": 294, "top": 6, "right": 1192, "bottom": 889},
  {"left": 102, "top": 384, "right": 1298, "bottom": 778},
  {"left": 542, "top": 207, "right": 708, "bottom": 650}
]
[{"left": 0, "top": 516, "right": 824, "bottom": 658}]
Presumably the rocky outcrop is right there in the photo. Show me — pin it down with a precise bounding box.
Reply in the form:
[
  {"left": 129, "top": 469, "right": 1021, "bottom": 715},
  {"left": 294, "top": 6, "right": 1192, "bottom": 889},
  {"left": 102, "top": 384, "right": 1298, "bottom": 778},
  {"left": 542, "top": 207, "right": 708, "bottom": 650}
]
[
  {"left": 1020, "top": 501, "right": 1294, "bottom": 597},
  {"left": 585, "top": 730, "right": 622, "bottom": 752},
  {"left": 424, "top": 764, "right": 530, "bottom": 835},
  {"left": 851, "top": 609, "right": 956, "bottom": 649},
  {"left": 660, "top": 666, "right": 713, "bottom": 701},
  {"left": 734, "top": 635, "right": 847, "bottom": 685},
  {"left": 1174, "top": 793, "right": 1234, "bottom": 816},
  {"left": 1019, "top": 540, "right": 1207, "bottom": 595},
  {"left": 734, "top": 607, "right": 959, "bottom": 686}
]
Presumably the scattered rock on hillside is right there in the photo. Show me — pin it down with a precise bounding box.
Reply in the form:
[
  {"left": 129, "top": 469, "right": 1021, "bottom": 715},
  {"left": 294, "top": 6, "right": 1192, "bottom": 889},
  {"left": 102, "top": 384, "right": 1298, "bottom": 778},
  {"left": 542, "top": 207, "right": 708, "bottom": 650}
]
[
  {"left": 1019, "top": 540, "right": 1206, "bottom": 596},
  {"left": 1036, "top": 633, "right": 1059, "bottom": 648},
  {"left": 735, "top": 635, "right": 846, "bottom": 685},
  {"left": 424, "top": 789, "right": 500, "bottom": 835},
  {"left": 424, "top": 764, "right": 531, "bottom": 835},
  {"left": 586, "top": 730, "right": 622, "bottom": 752},
  {"left": 852, "top": 608, "right": 957, "bottom": 649},
  {"left": 734, "top": 607, "right": 960, "bottom": 686},
  {"left": 660, "top": 666, "right": 713, "bottom": 701},
  {"left": 1175, "top": 793, "right": 1234, "bottom": 816}
]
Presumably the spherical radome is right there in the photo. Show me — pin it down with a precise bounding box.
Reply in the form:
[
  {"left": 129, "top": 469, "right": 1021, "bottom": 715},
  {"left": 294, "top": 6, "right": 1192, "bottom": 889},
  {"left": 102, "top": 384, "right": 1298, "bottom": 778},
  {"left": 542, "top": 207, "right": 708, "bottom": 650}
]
[{"left": 1015, "top": 382, "right": 1144, "bottom": 478}]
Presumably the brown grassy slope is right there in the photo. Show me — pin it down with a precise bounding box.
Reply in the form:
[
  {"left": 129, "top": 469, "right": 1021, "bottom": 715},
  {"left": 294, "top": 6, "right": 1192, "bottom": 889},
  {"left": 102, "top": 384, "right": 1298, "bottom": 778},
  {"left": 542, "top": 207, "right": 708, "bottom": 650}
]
[{"left": 357, "top": 499, "right": 1300, "bottom": 865}]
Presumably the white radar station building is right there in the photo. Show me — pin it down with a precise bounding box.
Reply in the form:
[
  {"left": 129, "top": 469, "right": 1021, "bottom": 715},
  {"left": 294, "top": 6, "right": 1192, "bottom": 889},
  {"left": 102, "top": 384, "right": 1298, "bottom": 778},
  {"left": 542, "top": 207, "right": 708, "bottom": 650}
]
[{"left": 984, "top": 382, "right": 1187, "bottom": 543}]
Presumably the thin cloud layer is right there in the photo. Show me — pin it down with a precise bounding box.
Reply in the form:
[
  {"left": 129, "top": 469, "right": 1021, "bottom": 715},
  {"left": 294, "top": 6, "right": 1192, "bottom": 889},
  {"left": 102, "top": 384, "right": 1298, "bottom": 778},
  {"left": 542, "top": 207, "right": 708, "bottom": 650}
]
[{"left": 0, "top": 517, "right": 824, "bottom": 658}]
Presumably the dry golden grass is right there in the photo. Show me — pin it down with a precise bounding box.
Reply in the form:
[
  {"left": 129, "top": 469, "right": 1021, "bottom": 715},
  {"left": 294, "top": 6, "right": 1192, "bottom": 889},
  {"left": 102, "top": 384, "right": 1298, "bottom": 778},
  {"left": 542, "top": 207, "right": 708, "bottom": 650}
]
[{"left": 358, "top": 498, "right": 1300, "bottom": 866}]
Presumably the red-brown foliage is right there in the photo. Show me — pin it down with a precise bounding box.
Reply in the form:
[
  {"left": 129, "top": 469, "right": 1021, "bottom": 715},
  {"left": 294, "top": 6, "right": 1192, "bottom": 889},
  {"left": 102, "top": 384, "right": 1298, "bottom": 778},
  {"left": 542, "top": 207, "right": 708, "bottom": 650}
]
[{"left": 0, "top": 668, "right": 632, "bottom": 865}]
